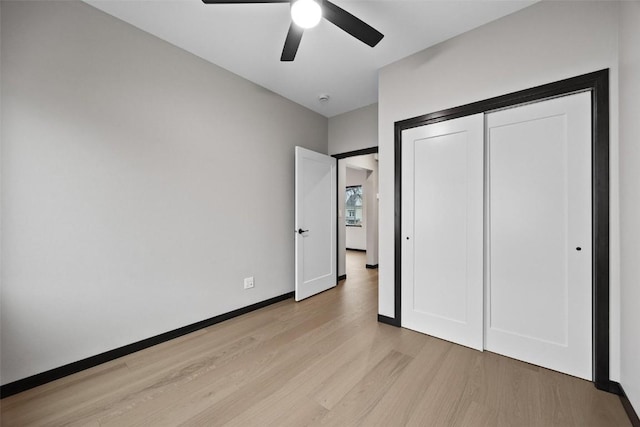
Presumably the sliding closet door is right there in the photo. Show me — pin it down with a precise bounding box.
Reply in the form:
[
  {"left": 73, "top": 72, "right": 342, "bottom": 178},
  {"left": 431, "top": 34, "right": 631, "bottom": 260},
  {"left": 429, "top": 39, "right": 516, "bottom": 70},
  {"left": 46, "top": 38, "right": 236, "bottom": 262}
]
[
  {"left": 401, "top": 114, "right": 484, "bottom": 351},
  {"left": 485, "top": 92, "right": 592, "bottom": 380}
]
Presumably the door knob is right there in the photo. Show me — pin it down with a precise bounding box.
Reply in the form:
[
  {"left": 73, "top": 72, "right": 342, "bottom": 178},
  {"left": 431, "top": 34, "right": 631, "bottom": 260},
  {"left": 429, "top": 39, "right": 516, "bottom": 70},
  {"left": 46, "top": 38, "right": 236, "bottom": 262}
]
[{"left": 298, "top": 228, "right": 309, "bottom": 234}]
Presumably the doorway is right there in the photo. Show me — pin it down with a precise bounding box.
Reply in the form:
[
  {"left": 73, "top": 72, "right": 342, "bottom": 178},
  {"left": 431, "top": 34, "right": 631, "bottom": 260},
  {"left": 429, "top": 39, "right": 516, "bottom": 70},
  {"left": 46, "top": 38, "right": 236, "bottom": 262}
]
[{"left": 333, "top": 147, "right": 379, "bottom": 282}]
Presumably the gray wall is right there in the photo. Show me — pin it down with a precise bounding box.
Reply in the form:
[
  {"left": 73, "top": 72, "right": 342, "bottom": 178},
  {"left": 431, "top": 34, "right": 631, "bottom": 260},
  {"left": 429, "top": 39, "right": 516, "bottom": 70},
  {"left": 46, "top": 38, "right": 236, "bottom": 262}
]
[
  {"left": 378, "top": 1, "right": 621, "bottom": 379},
  {"left": 619, "top": 1, "right": 640, "bottom": 414},
  {"left": 0, "top": 1, "right": 327, "bottom": 384},
  {"left": 328, "top": 103, "right": 377, "bottom": 155}
]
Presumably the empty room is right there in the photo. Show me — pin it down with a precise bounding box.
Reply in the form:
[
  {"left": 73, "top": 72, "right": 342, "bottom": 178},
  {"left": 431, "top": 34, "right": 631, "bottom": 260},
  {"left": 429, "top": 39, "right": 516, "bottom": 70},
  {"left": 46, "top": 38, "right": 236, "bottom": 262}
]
[{"left": 1, "top": 0, "right": 639, "bottom": 425}]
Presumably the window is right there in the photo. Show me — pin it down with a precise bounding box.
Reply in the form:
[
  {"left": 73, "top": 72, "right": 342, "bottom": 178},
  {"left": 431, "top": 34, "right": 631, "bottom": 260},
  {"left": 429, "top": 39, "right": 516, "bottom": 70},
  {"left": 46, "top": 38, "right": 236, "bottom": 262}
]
[{"left": 345, "top": 185, "right": 363, "bottom": 226}]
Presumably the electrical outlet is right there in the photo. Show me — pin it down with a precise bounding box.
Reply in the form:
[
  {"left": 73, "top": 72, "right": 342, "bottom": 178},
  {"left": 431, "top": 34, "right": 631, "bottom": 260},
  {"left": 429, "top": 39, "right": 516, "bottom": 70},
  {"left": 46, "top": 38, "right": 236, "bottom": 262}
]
[{"left": 243, "top": 276, "right": 254, "bottom": 289}]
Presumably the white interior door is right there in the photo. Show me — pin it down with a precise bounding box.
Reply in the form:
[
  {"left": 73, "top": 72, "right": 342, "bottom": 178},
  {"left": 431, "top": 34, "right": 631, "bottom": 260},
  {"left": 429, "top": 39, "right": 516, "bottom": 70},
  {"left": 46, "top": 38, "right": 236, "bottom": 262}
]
[
  {"left": 295, "top": 146, "right": 337, "bottom": 301},
  {"left": 401, "top": 114, "right": 484, "bottom": 351},
  {"left": 485, "top": 92, "right": 592, "bottom": 380}
]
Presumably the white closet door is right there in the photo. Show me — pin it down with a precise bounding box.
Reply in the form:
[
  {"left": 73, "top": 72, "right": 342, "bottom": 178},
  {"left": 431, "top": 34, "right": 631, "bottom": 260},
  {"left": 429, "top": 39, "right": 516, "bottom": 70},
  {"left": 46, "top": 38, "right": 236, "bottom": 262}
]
[
  {"left": 485, "top": 92, "right": 592, "bottom": 380},
  {"left": 401, "top": 114, "right": 484, "bottom": 351}
]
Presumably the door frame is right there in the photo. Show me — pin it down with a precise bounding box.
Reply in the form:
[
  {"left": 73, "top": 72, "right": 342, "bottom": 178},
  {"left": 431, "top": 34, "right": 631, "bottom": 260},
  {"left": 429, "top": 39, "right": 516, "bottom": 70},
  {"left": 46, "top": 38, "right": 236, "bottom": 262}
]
[
  {"left": 392, "top": 69, "right": 614, "bottom": 392},
  {"left": 333, "top": 147, "right": 379, "bottom": 281}
]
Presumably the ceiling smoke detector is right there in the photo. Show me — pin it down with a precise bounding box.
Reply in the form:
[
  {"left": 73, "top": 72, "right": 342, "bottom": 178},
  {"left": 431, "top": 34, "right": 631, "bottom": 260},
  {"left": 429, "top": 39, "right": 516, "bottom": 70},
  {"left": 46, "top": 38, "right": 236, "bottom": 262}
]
[{"left": 318, "top": 94, "right": 330, "bottom": 103}]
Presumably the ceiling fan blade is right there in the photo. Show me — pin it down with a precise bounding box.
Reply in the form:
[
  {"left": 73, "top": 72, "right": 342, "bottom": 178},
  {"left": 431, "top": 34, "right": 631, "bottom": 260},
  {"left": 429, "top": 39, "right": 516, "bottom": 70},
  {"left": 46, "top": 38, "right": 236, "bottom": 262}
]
[
  {"left": 202, "top": 0, "right": 288, "bottom": 4},
  {"left": 323, "top": 0, "right": 383, "bottom": 48},
  {"left": 281, "top": 23, "right": 304, "bottom": 61}
]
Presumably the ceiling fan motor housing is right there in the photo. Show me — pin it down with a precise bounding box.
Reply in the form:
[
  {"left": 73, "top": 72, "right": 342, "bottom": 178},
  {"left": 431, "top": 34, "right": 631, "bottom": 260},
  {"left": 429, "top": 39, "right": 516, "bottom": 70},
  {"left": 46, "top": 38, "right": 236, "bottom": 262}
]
[
  {"left": 291, "top": 0, "right": 324, "bottom": 29},
  {"left": 291, "top": 0, "right": 323, "bottom": 6}
]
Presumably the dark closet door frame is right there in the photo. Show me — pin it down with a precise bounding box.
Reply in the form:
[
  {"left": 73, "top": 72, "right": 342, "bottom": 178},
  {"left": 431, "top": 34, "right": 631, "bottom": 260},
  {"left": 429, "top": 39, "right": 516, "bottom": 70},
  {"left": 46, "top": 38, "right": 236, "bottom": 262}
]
[
  {"left": 390, "top": 69, "right": 616, "bottom": 392},
  {"left": 333, "top": 147, "right": 379, "bottom": 282}
]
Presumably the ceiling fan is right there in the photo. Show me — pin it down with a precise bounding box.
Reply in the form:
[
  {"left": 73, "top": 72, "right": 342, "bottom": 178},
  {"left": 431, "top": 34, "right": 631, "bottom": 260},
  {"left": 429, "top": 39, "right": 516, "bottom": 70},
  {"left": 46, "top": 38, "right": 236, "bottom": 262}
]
[{"left": 201, "top": 0, "right": 384, "bottom": 61}]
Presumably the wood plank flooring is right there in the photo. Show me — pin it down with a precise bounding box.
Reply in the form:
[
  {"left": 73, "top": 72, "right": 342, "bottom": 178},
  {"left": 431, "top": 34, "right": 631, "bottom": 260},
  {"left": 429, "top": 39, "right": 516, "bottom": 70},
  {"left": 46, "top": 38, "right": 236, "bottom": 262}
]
[{"left": 1, "top": 251, "right": 630, "bottom": 426}]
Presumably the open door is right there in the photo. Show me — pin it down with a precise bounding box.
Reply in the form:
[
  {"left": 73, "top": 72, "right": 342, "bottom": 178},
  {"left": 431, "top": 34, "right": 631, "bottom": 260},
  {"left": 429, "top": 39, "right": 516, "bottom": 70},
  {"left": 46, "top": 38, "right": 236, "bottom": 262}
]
[{"left": 295, "top": 146, "right": 337, "bottom": 301}]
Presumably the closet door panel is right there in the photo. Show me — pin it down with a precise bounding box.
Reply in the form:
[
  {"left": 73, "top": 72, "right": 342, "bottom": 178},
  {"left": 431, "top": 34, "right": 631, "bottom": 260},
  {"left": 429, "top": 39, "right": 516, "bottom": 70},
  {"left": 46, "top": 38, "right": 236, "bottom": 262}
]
[
  {"left": 485, "top": 92, "right": 592, "bottom": 380},
  {"left": 401, "top": 114, "right": 484, "bottom": 351}
]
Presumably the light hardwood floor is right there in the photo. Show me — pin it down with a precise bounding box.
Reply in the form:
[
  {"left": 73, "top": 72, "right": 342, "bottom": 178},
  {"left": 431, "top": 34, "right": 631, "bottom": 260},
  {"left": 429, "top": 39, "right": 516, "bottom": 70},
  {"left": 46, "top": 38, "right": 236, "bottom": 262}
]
[{"left": 1, "top": 251, "right": 630, "bottom": 426}]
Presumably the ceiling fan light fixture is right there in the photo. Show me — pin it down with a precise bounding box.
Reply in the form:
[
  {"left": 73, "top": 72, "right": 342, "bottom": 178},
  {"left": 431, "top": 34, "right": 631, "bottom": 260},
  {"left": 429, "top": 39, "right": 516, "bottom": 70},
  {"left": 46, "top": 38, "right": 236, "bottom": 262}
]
[{"left": 291, "top": 0, "right": 322, "bottom": 29}]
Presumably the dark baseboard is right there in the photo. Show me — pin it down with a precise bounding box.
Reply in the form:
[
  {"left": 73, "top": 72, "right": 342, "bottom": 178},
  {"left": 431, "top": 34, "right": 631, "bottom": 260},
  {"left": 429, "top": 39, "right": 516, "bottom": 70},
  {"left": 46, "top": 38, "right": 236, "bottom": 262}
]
[
  {"left": 338, "top": 274, "right": 347, "bottom": 281},
  {"left": 346, "top": 248, "right": 366, "bottom": 252},
  {"left": 377, "top": 314, "right": 400, "bottom": 327},
  {"left": 617, "top": 382, "right": 640, "bottom": 427},
  {"left": 596, "top": 379, "right": 623, "bottom": 394},
  {"left": 0, "top": 292, "right": 294, "bottom": 399},
  {"left": 366, "top": 264, "right": 378, "bottom": 269}
]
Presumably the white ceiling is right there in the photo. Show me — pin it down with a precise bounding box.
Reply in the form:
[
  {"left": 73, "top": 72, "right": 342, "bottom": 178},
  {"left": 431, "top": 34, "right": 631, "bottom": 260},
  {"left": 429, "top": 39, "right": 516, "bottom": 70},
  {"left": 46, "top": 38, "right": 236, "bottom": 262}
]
[{"left": 85, "top": 0, "right": 536, "bottom": 117}]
